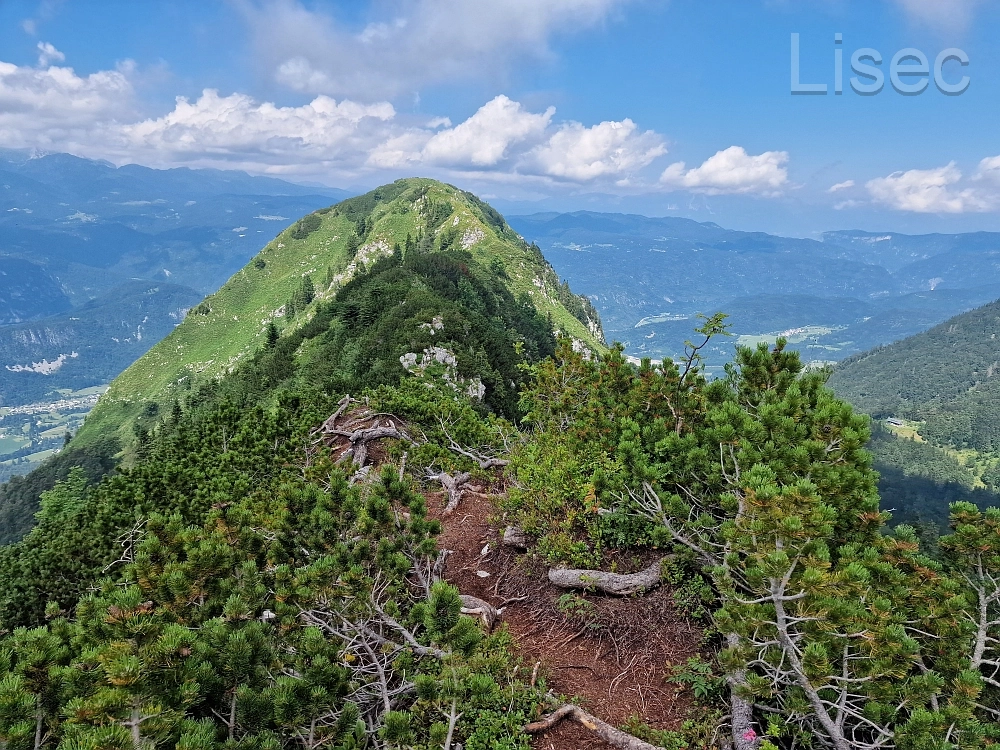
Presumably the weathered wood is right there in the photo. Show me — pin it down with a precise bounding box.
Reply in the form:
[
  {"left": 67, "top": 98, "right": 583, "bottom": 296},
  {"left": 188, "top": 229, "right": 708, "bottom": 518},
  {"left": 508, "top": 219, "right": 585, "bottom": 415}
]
[
  {"left": 547, "top": 557, "right": 667, "bottom": 596},
  {"left": 459, "top": 594, "right": 499, "bottom": 631},
  {"left": 439, "top": 417, "right": 510, "bottom": 469},
  {"left": 317, "top": 399, "right": 414, "bottom": 469},
  {"left": 727, "top": 632, "right": 761, "bottom": 750},
  {"left": 435, "top": 471, "right": 472, "bottom": 514},
  {"left": 525, "top": 704, "right": 661, "bottom": 750}
]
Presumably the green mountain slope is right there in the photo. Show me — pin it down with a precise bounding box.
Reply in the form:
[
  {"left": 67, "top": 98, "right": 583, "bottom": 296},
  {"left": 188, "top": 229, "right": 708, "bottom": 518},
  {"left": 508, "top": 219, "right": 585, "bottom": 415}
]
[
  {"left": 76, "top": 178, "right": 604, "bottom": 449},
  {"left": 828, "top": 298, "right": 1000, "bottom": 422},
  {"left": 0, "top": 180, "right": 619, "bottom": 750},
  {"left": 3, "top": 185, "right": 1000, "bottom": 746},
  {"left": 828, "top": 299, "right": 1000, "bottom": 526}
]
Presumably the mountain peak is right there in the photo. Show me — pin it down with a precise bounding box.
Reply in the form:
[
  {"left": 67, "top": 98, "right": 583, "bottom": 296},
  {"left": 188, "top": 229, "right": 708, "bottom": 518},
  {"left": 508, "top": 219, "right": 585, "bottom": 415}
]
[{"left": 76, "top": 179, "right": 604, "bottom": 446}]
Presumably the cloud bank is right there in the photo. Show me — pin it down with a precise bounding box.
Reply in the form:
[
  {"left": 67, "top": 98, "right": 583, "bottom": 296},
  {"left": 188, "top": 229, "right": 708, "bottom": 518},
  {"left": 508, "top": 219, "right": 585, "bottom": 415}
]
[
  {"left": 240, "top": 0, "right": 635, "bottom": 100},
  {"left": 0, "top": 46, "right": 676, "bottom": 188},
  {"left": 0, "top": 34, "right": 787, "bottom": 201},
  {"left": 0, "top": 47, "right": 132, "bottom": 153},
  {"left": 866, "top": 160, "right": 1000, "bottom": 213}
]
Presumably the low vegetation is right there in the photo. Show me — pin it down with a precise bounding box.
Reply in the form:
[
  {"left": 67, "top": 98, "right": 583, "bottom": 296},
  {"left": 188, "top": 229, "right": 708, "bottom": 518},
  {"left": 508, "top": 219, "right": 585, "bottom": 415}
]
[{"left": 0, "top": 184, "right": 998, "bottom": 749}]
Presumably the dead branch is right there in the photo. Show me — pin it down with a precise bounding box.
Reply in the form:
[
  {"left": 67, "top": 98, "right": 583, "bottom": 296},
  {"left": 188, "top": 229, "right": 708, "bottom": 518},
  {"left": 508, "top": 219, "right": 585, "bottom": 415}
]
[
  {"left": 525, "top": 703, "right": 661, "bottom": 750},
  {"left": 101, "top": 519, "right": 147, "bottom": 573},
  {"left": 315, "top": 398, "right": 416, "bottom": 468},
  {"left": 459, "top": 594, "right": 499, "bottom": 631},
  {"left": 547, "top": 557, "right": 669, "bottom": 596},
  {"left": 320, "top": 394, "right": 358, "bottom": 432},
  {"left": 438, "top": 416, "right": 510, "bottom": 469},
  {"left": 442, "top": 698, "right": 462, "bottom": 750},
  {"left": 427, "top": 470, "right": 472, "bottom": 514},
  {"left": 339, "top": 425, "right": 411, "bottom": 467},
  {"left": 411, "top": 549, "right": 450, "bottom": 599}
]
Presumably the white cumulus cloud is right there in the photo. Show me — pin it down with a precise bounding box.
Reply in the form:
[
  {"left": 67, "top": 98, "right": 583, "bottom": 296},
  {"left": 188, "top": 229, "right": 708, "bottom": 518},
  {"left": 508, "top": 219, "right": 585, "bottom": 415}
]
[
  {"left": 121, "top": 90, "right": 396, "bottom": 170},
  {"left": 0, "top": 57, "right": 133, "bottom": 152},
  {"left": 529, "top": 119, "right": 666, "bottom": 181},
  {"left": 370, "top": 96, "right": 554, "bottom": 169},
  {"left": 36, "top": 42, "right": 65, "bottom": 67},
  {"left": 0, "top": 41, "right": 692, "bottom": 190},
  {"left": 420, "top": 96, "right": 554, "bottom": 167},
  {"left": 974, "top": 155, "right": 1000, "bottom": 183},
  {"left": 866, "top": 162, "right": 992, "bottom": 213},
  {"left": 368, "top": 95, "right": 665, "bottom": 183},
  {"left": 243, "top": 0, "right": 635, "bottom": 100},
  {"left": 660, "top": 146, "right": 789, "bottom": 195}
]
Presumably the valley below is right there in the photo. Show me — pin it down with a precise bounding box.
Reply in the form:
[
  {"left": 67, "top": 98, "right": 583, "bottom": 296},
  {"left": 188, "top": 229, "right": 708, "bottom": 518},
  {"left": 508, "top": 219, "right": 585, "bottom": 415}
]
[
  {"left": 510, "top": 212, "right": 1000, "bottom": 372},
  {"left": 0, "top": 150, "right": 347, "bottom": 476}
]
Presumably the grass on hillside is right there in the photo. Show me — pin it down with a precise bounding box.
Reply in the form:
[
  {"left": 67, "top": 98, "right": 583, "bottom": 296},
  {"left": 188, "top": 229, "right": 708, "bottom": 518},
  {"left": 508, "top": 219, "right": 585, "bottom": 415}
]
[{"left": 76, "top": 179, "right": 604, "bottom": 450}]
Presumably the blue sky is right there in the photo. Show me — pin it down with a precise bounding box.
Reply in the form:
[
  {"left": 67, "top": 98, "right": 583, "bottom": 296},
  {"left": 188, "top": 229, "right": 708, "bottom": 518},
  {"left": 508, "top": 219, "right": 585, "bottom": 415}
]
[{"left": 1, "top": 0, "right": 999, "bottom": 236}]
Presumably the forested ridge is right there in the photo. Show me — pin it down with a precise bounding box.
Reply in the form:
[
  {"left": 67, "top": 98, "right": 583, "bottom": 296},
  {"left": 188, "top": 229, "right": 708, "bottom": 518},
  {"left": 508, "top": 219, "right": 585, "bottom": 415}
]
[
  {"left": 0, "top": 184, "right": 997, "bottom": 749},
  {"left": 828, "top": 300, "right": 1000, "bottom": 527},
  {"left": 0, "top": 179, "right": 601, "bottom": 545}
]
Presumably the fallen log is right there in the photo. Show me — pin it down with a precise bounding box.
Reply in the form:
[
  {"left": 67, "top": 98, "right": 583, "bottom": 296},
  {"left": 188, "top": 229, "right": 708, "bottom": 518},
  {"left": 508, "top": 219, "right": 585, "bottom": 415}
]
[
  {"left": 459, "top": 594, "right": 499, "bottom": 631},
  {"left": 547, "top": 557, "right": 668, "bottom": 596},
  {"left": 525, "top": 703, "right": 660, "bottom": 750}
]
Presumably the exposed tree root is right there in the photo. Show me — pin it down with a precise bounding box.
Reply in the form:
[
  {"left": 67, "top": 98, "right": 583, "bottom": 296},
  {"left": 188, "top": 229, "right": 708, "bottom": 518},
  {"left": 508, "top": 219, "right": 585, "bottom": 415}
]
[
  {"left": 313, "top": 395, "right": 414, "bottom": 471},
  {"left": 547, "top": 557, "right": 668, "bottom": 596},
  {"left": 428, "top": 470, "right": 472, "bottom": 514},
  {"left": 525, "top": 703, "right": 661, "bottom": 750}
]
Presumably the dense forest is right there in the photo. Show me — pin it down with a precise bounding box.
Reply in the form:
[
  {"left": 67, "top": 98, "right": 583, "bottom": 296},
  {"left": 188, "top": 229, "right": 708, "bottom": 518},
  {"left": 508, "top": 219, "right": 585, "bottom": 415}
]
[
  {"left": 829, "top": 298, "right": 1000, "bottom": 447},
  {"left": 0, "top": 184, "right": 998, "bottom": 749},
  {"left": 828, "top": 300, "right": 1000, "bottom": 526}
]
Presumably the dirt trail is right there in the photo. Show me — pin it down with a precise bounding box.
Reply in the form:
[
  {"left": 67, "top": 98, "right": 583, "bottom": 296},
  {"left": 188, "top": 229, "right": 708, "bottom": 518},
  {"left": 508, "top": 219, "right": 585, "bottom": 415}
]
[{"left": 429, "top": 491, "right": 702, "bottom": 750}]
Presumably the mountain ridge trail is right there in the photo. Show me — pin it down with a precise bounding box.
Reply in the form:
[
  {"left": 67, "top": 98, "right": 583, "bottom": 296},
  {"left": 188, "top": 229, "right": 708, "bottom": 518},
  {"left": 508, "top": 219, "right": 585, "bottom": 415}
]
[{"left": 428, "top": 488, "right": 703, "bottom": 750}]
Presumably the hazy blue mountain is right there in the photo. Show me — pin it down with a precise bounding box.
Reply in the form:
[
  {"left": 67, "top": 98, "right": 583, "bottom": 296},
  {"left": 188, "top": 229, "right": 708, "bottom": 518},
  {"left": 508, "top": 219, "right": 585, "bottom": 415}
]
[
  {"left": 0, "top": 280, "right": 203, "bottom": 406},
  {"left": 822, "top": 230, "right": 1000, "bottom": 273},
  {"left": 0, "top": 150, "right": 349, "bottom": 410},
  {"left": 510, "top": 212, "right": 1000, "bottom": 368},
  {"left": 0, "top": 151, "right": 350, "bottom": 298},
  {"left": 0, "top": 258, "right": 71, "bottom": 323}
]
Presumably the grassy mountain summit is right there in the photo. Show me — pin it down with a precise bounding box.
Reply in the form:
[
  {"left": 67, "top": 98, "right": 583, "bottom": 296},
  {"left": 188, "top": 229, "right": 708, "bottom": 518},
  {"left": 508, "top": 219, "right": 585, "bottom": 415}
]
[{"left": 75, "top": 178, "right": 604, "bottom": 449}]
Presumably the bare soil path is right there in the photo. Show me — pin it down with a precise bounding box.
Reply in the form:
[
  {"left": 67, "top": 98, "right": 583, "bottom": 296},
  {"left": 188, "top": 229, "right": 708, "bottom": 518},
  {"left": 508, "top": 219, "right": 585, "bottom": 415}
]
[{"left": 429, "top": 491, "right": 703, "bottom": 750}]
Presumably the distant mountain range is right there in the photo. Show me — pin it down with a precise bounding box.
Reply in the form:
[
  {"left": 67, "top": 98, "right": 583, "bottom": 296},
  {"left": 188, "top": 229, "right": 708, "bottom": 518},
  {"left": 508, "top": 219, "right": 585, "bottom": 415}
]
[
  {"left": 0, "top": 151, "right": 349, "bottom": 480},
  {"left": 0, "top": 150, "right": 348, "bottom": 407},
  {"left": 510, "top": 212, "right": 1000, "bottom": 368},
  {"left": 7, "top": 153, "right": 1000, "bottom": 508}
]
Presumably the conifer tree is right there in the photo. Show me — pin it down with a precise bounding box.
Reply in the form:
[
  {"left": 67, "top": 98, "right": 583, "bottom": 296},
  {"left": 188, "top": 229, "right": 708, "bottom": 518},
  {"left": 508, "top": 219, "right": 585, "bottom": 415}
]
[
  {"left": 300, "top": 275, "right": 315, "bottom": 306},
  {"left": 344, "top": 234, "right": 360, "bottom": 261},
  {"left": 265, "top": 323, "right": 279, "bottom": 350}
]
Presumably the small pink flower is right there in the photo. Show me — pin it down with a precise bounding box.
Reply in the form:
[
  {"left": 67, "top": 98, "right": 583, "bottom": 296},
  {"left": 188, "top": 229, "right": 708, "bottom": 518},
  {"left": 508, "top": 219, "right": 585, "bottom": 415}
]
[{"left": 742, "top": 728, "right": 758, "bottom": 742}]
